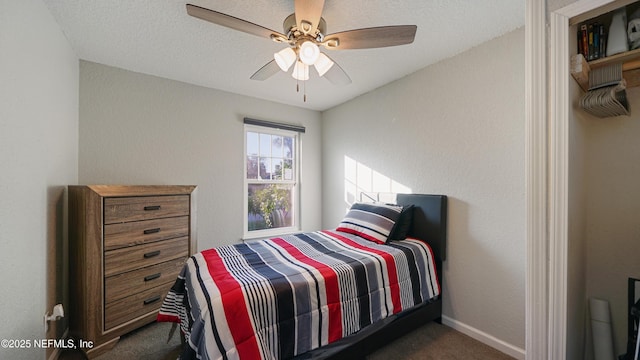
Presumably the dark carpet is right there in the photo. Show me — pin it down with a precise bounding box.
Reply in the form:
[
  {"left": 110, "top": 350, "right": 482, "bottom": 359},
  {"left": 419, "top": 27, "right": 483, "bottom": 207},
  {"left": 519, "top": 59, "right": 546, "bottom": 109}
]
[{"left": 59, "top": 321, "right": 515, "bottom": 360}]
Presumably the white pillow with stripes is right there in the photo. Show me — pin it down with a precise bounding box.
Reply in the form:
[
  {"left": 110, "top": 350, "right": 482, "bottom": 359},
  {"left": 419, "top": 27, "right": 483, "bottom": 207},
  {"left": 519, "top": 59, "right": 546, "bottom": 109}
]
[{"left": 336, "top": 202, "right": 403, "bottom": 244}]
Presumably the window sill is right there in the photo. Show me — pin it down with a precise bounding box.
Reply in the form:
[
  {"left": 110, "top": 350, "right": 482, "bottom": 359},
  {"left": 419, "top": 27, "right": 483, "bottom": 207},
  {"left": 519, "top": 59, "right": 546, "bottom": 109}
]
[{"left": 242, "top": 228, "right": 301, "bottom": 241}]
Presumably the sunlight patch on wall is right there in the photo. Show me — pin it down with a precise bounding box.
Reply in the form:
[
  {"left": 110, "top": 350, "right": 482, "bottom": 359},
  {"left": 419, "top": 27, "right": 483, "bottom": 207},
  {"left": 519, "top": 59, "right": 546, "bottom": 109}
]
[{"left": 344, "top": 155, "right": 411, "bottom": 210}]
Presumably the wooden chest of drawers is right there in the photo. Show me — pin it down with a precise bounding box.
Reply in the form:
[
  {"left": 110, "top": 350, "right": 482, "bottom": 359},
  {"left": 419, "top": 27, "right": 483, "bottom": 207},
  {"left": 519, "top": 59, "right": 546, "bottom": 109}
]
[{"left": 68, "top": 185, "right": 197, "bottom": 358}]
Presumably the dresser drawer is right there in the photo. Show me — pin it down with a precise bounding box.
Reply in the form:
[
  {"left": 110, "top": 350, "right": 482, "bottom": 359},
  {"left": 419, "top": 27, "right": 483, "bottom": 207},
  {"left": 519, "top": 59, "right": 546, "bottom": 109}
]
[
  {"left": 104, "top": 282, "right": 173, "bottom": 330},
  {"left": 104, "top": 195, "right": 190, "bottom": 224},
  {"left": 104, "top": 237, "right": 188, "bottom": 277},
  {"left": 104, "top": 216, "right": 189, "bottom": 251},
  {"left": 105, "top": 258, "right": 185, "bottom": 303}
]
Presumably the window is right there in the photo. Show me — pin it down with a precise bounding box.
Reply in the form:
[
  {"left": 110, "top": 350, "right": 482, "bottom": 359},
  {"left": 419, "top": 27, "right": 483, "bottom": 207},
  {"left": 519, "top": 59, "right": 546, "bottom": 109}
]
[{"left": 244, "top": 124, "right": 300, "bottom": 238}]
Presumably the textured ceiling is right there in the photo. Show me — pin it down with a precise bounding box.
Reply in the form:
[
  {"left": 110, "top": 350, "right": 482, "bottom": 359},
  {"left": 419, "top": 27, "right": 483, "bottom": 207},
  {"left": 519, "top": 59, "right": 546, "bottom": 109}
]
[{"left": 43, "top": 0, "right": 525, "bottom": 111}]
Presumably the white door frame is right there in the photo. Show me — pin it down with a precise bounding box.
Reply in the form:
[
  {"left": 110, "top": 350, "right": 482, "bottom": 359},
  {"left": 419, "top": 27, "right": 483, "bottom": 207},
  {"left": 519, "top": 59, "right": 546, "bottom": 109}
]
[
  {"left": 526, "top": 1, "right": 622, "bottom": 359},
  {"left": 525, "top": 0, "right": 549, "bottom": 359}
]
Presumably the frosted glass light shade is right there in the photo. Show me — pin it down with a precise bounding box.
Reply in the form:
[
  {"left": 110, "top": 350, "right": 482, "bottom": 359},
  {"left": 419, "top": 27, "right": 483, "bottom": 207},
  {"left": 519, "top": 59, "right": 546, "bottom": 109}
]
[
  {"left": 299, "top": 41, "right": 320, "bottom": 65},
  {"left": 274, "top": 47, "right": 296, "bottom": 71},
  {"left": 292, "top": 60, "right": 309, "bottom": 80},
  {"left": 314, "top": 53, "right": 334, "bottom": 76}
]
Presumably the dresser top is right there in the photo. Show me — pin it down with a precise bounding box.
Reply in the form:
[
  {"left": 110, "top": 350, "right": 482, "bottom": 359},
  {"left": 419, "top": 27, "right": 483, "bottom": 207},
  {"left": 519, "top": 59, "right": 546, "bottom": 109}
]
[{"left": 70, "top": 185, "right": 197, "bottom": 197}]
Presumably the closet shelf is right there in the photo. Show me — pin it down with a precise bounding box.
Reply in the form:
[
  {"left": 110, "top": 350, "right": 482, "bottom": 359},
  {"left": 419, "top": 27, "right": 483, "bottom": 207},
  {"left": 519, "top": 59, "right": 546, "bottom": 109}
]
[{"left": 571, "top": 48, "right": 640, "bottom": 91}]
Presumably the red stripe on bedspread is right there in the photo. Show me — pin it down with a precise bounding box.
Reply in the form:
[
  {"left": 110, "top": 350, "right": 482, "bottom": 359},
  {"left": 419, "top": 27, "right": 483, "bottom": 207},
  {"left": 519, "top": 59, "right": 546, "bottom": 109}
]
[
  {"left": 271, "top": 237, "right": 344, "bottom": 343},
  {"left": 156, "top": 313, "right": 180, "bottom": 323},
  {"left": 201, "top": 248, "right": 262, "bottom": 359},
  {"left": 322, "top": 230, "right": 403, "bottom": 314}
]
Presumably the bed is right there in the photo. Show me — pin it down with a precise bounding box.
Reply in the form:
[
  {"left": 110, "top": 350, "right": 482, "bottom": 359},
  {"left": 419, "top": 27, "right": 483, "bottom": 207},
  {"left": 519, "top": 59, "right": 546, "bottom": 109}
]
[{"left": 158, "top": 193, "right": 447, "bottom": 360}]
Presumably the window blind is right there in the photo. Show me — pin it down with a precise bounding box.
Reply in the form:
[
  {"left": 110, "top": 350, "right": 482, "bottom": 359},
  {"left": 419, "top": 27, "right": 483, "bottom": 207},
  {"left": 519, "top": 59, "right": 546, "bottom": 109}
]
[{"left": 243, "top": 117, "right": 305, "bottom": 133}]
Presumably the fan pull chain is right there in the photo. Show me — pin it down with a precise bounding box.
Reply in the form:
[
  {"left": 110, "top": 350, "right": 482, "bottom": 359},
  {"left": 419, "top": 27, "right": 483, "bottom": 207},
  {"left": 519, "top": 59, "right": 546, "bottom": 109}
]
[{"left": 295, "top": 79, "right": 307, "bottom": 102}]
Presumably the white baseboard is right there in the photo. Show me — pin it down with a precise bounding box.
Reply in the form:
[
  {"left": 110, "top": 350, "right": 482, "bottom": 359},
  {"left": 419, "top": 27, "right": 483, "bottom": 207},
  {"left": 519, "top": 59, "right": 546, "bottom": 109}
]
[{"left": 441, "top": 315, "right": 526, "bottom": 360}]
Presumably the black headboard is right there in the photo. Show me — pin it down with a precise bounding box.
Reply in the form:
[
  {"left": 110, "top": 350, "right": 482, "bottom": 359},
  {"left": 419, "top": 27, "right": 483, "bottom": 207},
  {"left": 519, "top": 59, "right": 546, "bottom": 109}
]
[{"left": 396, "top": 194, "right": 448, "bottom": 262}]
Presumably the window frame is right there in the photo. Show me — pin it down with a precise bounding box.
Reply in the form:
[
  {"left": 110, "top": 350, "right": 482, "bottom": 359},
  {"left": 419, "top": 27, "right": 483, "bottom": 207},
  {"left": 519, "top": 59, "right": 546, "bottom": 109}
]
[{"left": 243, "top": 124, "right": 301, "bottom": 239}]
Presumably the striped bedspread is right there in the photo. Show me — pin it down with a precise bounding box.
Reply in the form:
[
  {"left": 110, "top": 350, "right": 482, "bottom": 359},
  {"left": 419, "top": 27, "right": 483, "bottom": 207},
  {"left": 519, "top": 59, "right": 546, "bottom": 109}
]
[{"left": 158, "top": 230, "right": 440, "bottom": 360}]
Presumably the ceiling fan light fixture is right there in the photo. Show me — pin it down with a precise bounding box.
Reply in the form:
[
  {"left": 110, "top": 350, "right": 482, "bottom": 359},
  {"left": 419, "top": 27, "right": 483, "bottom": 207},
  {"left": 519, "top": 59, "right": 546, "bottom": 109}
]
[
  {"left": 314, "top": 52, "right": 334, "bottom": 77},
  {"left": 299, "top": 41, "right": 320, "bottom": 65},
  {"left": 274, "top": 47, "right": 297, "bottom": 71},
  {"left": 292, "top": 60, "right": 309, "bottom": 81}
]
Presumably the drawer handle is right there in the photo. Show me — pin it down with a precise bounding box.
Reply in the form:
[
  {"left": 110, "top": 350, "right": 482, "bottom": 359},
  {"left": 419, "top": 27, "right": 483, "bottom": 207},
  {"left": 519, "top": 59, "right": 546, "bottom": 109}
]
[
  {"left": 143, "top": 250, "right": 161, "bottom": 258},
  {"left": 143, "top": 228, "right": 161, "bottom": 235},
  {"left": 144, "top": 205, "right": 161, "bottom": 211},
  {"left": 144, "top": 273, "right": 161, "bottom": 282},
  {"left": 143, "top": 295, "right": 161, "bottom": 305}
]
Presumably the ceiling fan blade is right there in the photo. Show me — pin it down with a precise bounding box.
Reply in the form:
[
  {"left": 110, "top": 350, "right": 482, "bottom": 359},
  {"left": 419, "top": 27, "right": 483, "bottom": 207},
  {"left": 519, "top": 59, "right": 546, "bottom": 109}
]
[
  {"left": 186, "top": 4, "right": 286, "bottom": 40},
  {"left": 250, "top": 60, "right": 281, "bottom": 81},
  {"left": 321, "top": 57, "right": 351, "bottom": 86},
  {"left": 294, "top": 0, "right": 325, "bottom": 35},
  {"left": 324, "top": 25, "right": 417, "bottom": 50}
]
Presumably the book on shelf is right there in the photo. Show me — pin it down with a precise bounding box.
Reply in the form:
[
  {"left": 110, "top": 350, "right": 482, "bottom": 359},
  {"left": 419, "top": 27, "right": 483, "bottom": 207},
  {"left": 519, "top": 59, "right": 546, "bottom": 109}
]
[{"left": 578, "top": 22, "right": 607, "bottom": 61}]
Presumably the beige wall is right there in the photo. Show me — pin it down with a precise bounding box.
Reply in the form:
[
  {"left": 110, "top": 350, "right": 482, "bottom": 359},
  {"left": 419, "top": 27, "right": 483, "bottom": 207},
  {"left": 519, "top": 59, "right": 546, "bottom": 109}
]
[
  {"left": 0, "top": 0, "right": 79, "bottom": 359},
  {"left": 321, "top": 28, "right": 526, "bottom": 355},
  {"left": 79, "top": 61, "right": 323, "bottom": 250},
  {"left": 549, "top": 0, "right": 580, "bottom": 12}
]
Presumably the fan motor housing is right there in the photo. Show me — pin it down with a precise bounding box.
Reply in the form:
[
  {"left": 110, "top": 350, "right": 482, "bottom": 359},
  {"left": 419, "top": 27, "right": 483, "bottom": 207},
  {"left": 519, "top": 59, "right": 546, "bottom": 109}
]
[{"left": 283, "top": 13, "right": 326, "bottom": 40}]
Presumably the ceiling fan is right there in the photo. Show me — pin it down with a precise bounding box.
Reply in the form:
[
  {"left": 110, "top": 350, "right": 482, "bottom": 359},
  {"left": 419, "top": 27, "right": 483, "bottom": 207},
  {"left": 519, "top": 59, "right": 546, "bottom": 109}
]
[{"left": 186, "top": 1, "right": 417, "bottom": 97}]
